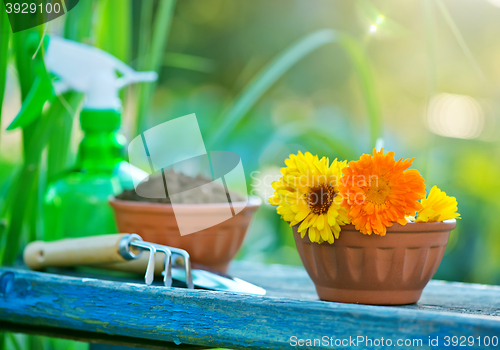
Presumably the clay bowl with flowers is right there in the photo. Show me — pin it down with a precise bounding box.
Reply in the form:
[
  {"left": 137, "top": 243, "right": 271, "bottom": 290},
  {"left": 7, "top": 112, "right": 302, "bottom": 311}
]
[
  {"left": 270, "top": 149, "right": 459, "bottom": 305},
  {"left": 111, "top": 169, "right": 261, "bottom": 273}
]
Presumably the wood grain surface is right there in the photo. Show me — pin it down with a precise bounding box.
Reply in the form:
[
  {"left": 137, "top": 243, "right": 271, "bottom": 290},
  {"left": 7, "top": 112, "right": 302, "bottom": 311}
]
[{"left": 0, "top": 262, "right": 499, "bottom": 349}]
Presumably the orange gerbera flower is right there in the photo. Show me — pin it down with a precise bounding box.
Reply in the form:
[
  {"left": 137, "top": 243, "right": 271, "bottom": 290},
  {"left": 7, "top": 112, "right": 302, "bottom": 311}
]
[{"left": 338, "top": 149, "right": 426, "bottom": 236}]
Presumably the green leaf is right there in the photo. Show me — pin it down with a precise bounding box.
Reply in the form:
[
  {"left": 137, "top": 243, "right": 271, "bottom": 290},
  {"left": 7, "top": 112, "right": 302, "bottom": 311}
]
[
  {"left": 12, "top": 29, "right": 40, "bottom": 100},
  {"left": 47, "top": 92, "right": 83, "bottom": 182},
  {"left": 1, "top": 94, "right": 71, "bottom": 265},
  {"left": 257, "top": 121, "right": 358, "bottom": 168},
  {"left": 6, "top": 76, "right": 53, "bottom": 130},
  {"left": 7, "top": 333, "right": 23, "bottom": 350},
  {"left": 0, "top": 3, "right": 10, "bottom": 136},
  {"left": 51, "top": 0, "right": 92, "bottom": 181},
  {"left": 164, "top": 52, "right": 215, "bottom": 73},
  {"left": 135, "top": 0, "right": 177, "bottom": 134},
  {"left": 138, "top": 0, "right": 154, "bottom": 70},
  {"left": 207, "top": 29, "right": 383, "bottom": 150},
  {"left": 207, "top": 30, "right": 338, "bottom": 147},
  {"left": 63, "top": 0, "right": 93, "bottom": 42},
  {"left": 282, "top": 122, "right": 358, "bottom": 160},
  {"left": 5, "top": 29, "right": 44, "bottom": 253},
  {"left": 96, "top": 0, "right": 131, "bottom": 63}
]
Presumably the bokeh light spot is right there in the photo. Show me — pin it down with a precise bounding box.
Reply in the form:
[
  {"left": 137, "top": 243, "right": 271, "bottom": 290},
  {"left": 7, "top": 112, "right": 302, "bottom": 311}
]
[{"left": 426, "top": 93, "right": 484, "bottom": 139}]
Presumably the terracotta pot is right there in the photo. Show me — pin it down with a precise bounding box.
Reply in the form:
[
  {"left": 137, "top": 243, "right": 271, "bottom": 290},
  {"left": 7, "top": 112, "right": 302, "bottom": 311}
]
[
  {"left": 110, "top": 196, "right": 261, "bottom": 272},
  {"left": 293, "top": 220, "right": 456, "bottom": 305}
]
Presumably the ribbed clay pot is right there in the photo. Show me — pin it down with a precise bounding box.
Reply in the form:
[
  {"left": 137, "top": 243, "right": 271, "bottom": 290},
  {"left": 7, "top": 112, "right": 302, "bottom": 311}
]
[
  {"left": 293, "top": 220, "right": 456, "bottom": 305},
  {"left": 110, "top": 196, "right": 261, "bottom": 272}
]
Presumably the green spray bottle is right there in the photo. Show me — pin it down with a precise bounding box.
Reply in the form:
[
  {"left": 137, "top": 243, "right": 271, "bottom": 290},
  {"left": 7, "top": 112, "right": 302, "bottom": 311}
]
[{"left": 10, "top": 36, "right": 156, "bottom": 241}]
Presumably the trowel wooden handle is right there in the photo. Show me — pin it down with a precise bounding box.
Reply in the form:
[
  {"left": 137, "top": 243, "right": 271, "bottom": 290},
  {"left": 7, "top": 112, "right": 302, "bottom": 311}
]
[{"left": 24, "top": 234, "right": 134, "bottom": 270}]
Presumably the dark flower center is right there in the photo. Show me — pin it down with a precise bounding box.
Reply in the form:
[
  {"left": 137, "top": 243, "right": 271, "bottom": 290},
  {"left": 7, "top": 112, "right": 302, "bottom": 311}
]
[{"left": 307, "top": 185, "right": 336, "bottom": 214}]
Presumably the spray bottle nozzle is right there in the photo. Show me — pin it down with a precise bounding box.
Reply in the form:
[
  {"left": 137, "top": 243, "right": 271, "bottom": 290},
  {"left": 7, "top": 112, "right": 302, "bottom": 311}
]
[
  {"left": 46, "top": 36, "right": 158, "bottom": 110},
  {"left": 8, "top": 35, "right": 158, "bottom": 130}
]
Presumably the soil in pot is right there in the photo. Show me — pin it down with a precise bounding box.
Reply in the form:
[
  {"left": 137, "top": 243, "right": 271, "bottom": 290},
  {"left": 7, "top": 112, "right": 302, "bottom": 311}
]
[{"left": 117, "top": 169, "right": 245, "bottom": 204}]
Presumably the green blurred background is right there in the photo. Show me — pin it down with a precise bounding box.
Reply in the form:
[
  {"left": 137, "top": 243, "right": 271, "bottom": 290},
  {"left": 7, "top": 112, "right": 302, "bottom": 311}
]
[
  {"left": 2, "top": 0, "right": 500, "bottom": 282},
  {"left": 1, "top": 0, "right": 500, "bottom": 348}
]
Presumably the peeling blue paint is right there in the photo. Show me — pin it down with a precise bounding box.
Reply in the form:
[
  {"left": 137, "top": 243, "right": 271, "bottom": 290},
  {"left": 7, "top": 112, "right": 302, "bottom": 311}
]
[{"left": 0, "top": 268, "right": 499, "bottom": 349}]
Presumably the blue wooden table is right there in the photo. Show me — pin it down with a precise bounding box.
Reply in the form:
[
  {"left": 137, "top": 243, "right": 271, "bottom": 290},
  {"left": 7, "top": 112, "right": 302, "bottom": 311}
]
[{"left": 0, "top": 262, "right": 499, "bottom": 349}]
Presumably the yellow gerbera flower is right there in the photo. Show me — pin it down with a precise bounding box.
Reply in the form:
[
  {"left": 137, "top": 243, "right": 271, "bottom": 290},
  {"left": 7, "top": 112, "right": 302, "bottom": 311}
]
[
  {"left": 416, "top": 186, "right": 460, "bottom": 222},
  {"left": 269, "top": 151, "right": 350, "bottom": 244}
]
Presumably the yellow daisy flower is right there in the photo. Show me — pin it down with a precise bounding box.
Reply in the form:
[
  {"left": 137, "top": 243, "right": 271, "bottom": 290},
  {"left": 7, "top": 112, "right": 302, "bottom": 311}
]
[
  {"left": 269, "top": 151, "right": 350, "bottom": 244},
  {"left": 416, "top": 185, "right": 460, "bottom": 223}
]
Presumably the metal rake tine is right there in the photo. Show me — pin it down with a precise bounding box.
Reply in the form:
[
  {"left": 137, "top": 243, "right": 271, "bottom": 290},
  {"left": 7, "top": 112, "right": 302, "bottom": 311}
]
[
  {"left": 169, "top": 247, "right": 193, "bottom": 289},
  {"left": 151, "top": 245, "right": 172, "bottom": 287},
  {"left": 153, "top": 244, "right": 193, "bottom": 289},
  {"left": 130, "top": 241, "right": 156, "bottom": 285}
]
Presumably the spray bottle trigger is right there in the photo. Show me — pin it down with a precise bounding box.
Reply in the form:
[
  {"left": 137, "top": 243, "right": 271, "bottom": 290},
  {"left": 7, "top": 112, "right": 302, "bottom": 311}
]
[{"left": 115, "top": 71, "right": 158, "bottom": 89}]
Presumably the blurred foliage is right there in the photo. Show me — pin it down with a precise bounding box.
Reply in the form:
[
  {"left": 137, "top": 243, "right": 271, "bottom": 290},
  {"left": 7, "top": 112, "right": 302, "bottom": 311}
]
[
  {"left": 0, "top": 0, "right": 499, "bottom": 346},
  {"left": 140, "top": 0, "right": 500, "bottom": 286},
  {"left": 1, "top": 333, "right": 87, "bottom": 350}
]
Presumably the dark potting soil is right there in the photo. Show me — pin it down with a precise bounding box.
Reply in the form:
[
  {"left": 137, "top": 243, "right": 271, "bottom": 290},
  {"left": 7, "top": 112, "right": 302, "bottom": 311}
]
[{"left": 116, "top": 169, "right": 245, "bottom": 204}]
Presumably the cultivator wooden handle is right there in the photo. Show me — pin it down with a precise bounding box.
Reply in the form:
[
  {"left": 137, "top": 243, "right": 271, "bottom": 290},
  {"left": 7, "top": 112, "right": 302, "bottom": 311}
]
[
  {"left": 23, "top": 234, "right": 193, "bottom": 288},
  {"left": 23, "top": 234, "right": 141, "bottom": 270}
]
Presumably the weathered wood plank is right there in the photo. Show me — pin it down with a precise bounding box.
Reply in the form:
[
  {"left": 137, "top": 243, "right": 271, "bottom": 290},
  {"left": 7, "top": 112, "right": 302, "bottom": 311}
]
[
  {"left": 230, "top": 262, "right": 500, "bottom": 317},
  {"left": 1, "top": 265, "right": 499, "bottom": 349}
]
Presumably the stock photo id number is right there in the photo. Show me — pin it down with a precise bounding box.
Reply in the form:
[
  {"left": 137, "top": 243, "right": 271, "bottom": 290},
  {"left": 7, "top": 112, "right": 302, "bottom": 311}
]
[{"left": 2, "top": 0, "right": 79, "bottom": 32}]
